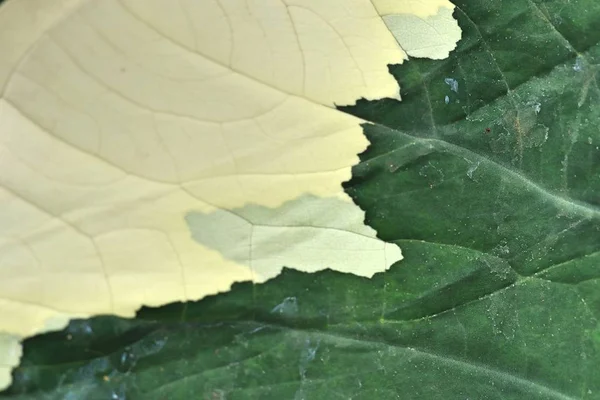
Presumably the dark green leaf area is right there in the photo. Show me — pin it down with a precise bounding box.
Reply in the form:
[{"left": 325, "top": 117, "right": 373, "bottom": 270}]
[
  {"left": 4, "top": 249, "right": 598, "bottom": 400},
  {"left": 342, "top": 0, "right": 600, "bottom": 277}
]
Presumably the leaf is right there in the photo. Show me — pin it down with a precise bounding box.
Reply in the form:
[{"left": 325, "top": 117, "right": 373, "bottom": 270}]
[
  {"left": 7, "top": 0, "right": 600, "bottom": 399},
  {"left": 0, "top": 0, "right": 463, "bottom": 388},
  {"left": 6, "top": 0, "right": 598, "bottom": 398}
]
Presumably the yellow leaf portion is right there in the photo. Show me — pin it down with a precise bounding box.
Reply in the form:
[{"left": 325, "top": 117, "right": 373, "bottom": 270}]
[
  {"left": 371, "top": 0, "right": 454, "bottom": 18},
  {"left": 372, "top": 0, "right": 461, "bottom": 60},
  {"left": 0, "top": 0, "right": 461, "bottom": 390},
  {"left": 0, "top": 334, "right": 20, "bottom": 391},
  {"left": 383, "top": 6, "right": 462, "bottom": 59}
]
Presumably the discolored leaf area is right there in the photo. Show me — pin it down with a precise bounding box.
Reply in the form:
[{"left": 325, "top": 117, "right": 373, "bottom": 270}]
[{"left": 2, "top": 0, "right": 600, "bottom": 399}]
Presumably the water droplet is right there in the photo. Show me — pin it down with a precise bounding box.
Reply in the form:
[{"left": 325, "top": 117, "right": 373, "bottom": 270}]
[
  {"left": 271, "top": 297, "right": 299, "bottom": 316},
  {"left": 119, "top": 347, "right": 136, "bottom": 371},
  {"left": 444, "top": 95, "right": 450, "bottom": 104},
  {"left": 444, "top": 77, "right": 459, "bottom": 93},
  {"left": 467, "top": 161, "right": 480, "bottom": 180},
  {"left": 492, "top": 243, "right": 510, "bottom": 257}
]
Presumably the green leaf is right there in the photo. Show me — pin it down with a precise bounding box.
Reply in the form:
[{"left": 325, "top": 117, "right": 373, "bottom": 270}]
[{"left": 2, "top": 0, "right": 600, "bottom": 399}]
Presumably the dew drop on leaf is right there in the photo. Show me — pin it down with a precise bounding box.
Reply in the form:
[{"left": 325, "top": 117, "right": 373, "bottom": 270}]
[{"left": 271, "top": 297, "right": 299, "bottom": 316}]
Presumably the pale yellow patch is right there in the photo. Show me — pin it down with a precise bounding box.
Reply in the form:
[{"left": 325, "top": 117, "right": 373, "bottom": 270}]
[
  {"left": 383, "top": 7, "right": 462, "bottom": 59},
  {"left": 0, "top": 0, "right": 460, "bottom": 390},
  {"left": 0, "top": 334, "right": 21, "bottom": 389},
  {"left": 371, "top": 0, "right": 455, "bottom": 18},
  {"left": 371, "top": 0, "right": 461, "bottom": 60}
]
